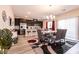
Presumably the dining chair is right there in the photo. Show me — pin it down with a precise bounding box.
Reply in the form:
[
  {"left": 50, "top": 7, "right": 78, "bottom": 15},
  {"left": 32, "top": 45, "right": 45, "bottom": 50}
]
[
  {"left": 32, "top": 29, "right": 49, "bottom": 48},
  {"left": 53, "top": 29, "right": 67, "bottom": 45},
  {"left": 61, "top": 29, "right": 67, "bottom": 43},
  {"left": 37, "top": 29, "right": 48, "bottom": 43}
]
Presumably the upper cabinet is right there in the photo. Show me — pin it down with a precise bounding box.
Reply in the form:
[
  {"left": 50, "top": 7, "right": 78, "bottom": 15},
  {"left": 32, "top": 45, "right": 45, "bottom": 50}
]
[
  {"left": 15, "top": 18, "right": 20, "bottom": 26},
  {"left": 15, "top": 18, "right": 43, "bottom": 28}
]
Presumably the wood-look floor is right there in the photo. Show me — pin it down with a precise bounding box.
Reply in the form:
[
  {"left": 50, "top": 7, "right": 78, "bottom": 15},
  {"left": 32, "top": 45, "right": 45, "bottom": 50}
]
[
  {"left": 8, "top": 35, "right": 79, "bottom": 54},
  {"left": 7, "top": 35, "right": 56, "bottom": 54}
]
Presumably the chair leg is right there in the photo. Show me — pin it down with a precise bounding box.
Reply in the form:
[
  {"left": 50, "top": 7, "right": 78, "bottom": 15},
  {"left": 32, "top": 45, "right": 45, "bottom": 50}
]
[{"left": 54, "top": 41, "right": 57, "bottom": 46}]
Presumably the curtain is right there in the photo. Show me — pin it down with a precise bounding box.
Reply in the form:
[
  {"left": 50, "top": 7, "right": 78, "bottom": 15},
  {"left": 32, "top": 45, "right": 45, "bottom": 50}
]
[
  {"left": 46, "top": 21, "right": 48, "bottom": 29},
  {"left": 58, "top": 17, "right": 78, "bottom": 40},
  {"left": 52, "top": 21, "right": 55, "bottom": 31}
]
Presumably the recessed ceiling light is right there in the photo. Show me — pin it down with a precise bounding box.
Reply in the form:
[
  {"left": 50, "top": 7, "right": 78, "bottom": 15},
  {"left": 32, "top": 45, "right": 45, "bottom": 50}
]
[
  {"left": 27, "top": 11, "right": 31, "bottom": 15},
  {"left": 62, "top": 9, "right": 66, "bottom": 11}
]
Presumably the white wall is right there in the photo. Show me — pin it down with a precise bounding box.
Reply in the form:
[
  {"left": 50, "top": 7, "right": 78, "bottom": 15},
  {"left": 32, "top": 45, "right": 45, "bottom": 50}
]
[
  {"left": 56, "top": 8, "right": 79, "bottom": 20},
  {"left": 0, "top": 5, "right": 14, "bottom": 30},
  {"left": 58, "top": 17, "right": 78, "bottom": 40}
]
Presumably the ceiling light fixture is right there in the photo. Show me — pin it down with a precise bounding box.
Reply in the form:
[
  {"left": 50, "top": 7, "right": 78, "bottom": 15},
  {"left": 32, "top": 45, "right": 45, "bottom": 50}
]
[
  {"left": 53, "top": 16, "right": 56, "bottom": 20},
  {"left": 46, "top": 16, "right": 49, "bottom": 19},
  {"left": 49, "top": 5, "right": 52, "bottom": 7},
  {"left": 46, "top": 15, "right": 55, "bottom": 20}
]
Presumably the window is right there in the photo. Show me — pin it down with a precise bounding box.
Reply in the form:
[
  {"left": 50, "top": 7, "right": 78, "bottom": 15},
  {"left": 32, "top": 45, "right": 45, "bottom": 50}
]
[{"left": 58, "top": 17, "right": 78, "bottom": 40}]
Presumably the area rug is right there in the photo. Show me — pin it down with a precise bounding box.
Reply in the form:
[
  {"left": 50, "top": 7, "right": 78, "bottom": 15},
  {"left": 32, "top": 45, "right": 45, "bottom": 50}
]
[
  {"left": 28, "top": 40, "right": 36, "bottom": 43},
  {"left": 41, "top": 45, "right": 51, "bottom": 54},
  {"left": 31, "top": 40, "right": 77, "bottom": 54},
  {"left": 50, "top": 41, "right": 77, "bottom": 54},
  {"left": 66, "top": 41, "right": 77, "bottom": 45}
]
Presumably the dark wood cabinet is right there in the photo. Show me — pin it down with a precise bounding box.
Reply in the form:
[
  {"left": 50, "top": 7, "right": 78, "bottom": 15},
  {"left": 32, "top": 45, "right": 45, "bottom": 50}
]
[
  {"left": 15, "top": 18, "right": 20, "bottom": 26},
  {"left": 15, "top": 18, "right": 43, "bottom": 28},
  {"left": 26, "top": 20, "right": 43, "bottom": 28},
  {"left": 15, "top": 18, "right": 43, "bottom": 35}
]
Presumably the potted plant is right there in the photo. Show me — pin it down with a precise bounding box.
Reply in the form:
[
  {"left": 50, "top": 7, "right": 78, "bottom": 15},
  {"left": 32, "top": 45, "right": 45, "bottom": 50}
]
[
  {"left": 0, "top": 29, "right": 3, "bottom": 53},
  {"left": 0, "top": 29, "right": 13, "bottom": 54}
]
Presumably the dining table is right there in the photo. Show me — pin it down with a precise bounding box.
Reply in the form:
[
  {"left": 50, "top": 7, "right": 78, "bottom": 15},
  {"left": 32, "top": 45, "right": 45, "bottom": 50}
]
[
  {"left": 41, "top": 30, "right": 56, "bottom": 44},
  {"left": 42, "top": 30, "right": 56, "bottom": 34}
]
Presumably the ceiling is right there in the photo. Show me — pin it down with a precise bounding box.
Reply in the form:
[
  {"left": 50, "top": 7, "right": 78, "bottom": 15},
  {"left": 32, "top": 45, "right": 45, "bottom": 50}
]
[{"left": 12, "top": 5, "right": 79, "bottom": 20}]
